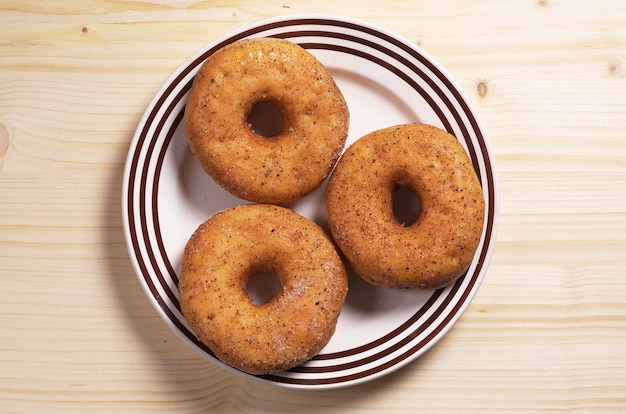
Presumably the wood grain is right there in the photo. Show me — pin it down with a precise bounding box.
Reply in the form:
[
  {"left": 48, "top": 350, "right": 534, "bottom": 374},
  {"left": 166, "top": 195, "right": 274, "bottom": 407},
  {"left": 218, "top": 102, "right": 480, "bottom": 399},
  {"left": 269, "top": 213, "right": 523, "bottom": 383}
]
[{"left": 1, "top": 0, "right": 626, "bottom": 412}]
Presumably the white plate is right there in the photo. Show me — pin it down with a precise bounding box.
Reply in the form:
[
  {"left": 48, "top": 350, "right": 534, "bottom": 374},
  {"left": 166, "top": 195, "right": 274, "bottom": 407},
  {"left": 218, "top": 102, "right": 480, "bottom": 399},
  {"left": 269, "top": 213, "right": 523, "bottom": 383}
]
[{"left": 122, "top": 14, "right": 499, "bottom": 390}]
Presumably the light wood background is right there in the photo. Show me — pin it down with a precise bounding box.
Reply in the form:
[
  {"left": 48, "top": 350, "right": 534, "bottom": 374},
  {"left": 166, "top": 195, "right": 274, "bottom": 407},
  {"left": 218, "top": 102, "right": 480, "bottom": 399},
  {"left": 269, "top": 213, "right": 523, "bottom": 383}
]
[{"left": 1, "top": 1, "right": 625, "bottom": 412}]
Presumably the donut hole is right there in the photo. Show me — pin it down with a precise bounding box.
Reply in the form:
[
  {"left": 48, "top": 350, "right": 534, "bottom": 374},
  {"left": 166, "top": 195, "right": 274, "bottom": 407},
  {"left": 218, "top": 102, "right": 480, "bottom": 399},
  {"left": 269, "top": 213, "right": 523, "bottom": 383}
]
[
  {"left": 246, "top": 272, "right": 281, "bottom": 305},
  {"left": 392, "top": 185, "right": 421, "bottom": 227},
  {"left": 247, "top": 100, "right": 283, "bottom": 138}
]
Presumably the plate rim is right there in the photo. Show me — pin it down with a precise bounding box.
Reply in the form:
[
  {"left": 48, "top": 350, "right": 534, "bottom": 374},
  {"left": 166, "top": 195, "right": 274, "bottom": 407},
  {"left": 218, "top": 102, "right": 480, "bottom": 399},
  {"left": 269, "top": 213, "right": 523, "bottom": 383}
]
[{"left": 122, "top": 13, "right": 500, "bottom": 390}]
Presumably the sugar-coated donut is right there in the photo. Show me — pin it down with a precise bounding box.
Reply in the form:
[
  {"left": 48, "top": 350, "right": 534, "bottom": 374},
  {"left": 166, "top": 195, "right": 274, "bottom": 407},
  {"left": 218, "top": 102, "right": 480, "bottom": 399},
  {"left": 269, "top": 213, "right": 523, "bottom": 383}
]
[
  {"left": 325, "top": 124, "right": 485, "bottom": 290},
  {"left": 184, "top": 38, "right": 349, "bottom": 203},
  {"left": 179, "top": 204, "right": 348, "bottom": 375}
]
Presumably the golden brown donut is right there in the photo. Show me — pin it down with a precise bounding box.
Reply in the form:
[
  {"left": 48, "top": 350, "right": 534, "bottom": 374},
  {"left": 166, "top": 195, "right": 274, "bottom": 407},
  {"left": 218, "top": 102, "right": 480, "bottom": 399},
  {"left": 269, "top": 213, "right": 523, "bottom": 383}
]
[
  {"left": 179, "top": 204, "right": 348, "bottom": 375},
  {"left": 325, "top": 124, "right": 485, "bottom": 290},
  {"left": 184, "top": 38, "right": 349, "bottom": 203}
]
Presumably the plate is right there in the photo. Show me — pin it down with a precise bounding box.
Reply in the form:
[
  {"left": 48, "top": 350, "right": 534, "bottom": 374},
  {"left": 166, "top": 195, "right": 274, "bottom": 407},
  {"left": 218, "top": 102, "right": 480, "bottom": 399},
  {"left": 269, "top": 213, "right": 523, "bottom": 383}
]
[{"left": 122, "top": 14, "right": 499, "bottom": 390}]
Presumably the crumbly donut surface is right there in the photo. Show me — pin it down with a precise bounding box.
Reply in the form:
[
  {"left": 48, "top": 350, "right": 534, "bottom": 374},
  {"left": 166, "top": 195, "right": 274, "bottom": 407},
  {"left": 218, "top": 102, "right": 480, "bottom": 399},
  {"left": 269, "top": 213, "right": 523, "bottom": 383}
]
[
  {"left": 184, "top": 38, "right": 349, "bottom": 203},
  {"left": 325, "top": 124, "right": 485, "bottom": 290},
  {"left": 179, "top": 204, "right": 348, "bottom": 375}
]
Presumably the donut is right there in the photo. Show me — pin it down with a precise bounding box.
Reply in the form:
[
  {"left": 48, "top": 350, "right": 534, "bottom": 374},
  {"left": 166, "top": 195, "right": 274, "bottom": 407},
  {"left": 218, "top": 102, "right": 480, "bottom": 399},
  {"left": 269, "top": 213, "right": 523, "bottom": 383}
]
[
  {"left": 325, "top": 124, "right": 485, "bottom": 290},
  {"left": 178, "top": 204, "right": 348, "bottom": 375},
  {"left": 184, "top": 38, "right": 349, "bottom": 203}
]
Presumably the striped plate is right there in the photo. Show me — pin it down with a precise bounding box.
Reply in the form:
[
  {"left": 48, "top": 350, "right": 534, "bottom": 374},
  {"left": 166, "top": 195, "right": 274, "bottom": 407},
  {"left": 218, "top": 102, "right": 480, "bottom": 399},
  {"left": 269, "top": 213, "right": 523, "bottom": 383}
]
[{"left": 122, "top": 14, "right": 499, "bottom": 389}]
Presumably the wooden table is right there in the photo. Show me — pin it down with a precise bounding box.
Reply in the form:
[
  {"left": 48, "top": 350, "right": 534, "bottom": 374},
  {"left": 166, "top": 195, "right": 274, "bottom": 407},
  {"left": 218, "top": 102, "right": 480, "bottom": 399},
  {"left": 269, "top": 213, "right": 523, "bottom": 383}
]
[{"left": 2, "top": 1, "right": 625, "bottom": 412}]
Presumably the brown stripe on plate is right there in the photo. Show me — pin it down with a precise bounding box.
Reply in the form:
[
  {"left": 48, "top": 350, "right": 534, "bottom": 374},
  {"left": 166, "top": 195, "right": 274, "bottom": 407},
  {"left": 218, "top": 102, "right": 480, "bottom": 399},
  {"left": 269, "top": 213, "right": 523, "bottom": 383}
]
[
  {"left": 313, "top": 288, "right": 443, "bottom": 360},
  {"left": 291, "top": 282, "right": 459, "bottom": 373},
  {"left": 152, "top": 108, "right": 186, "bottom": 288}
]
